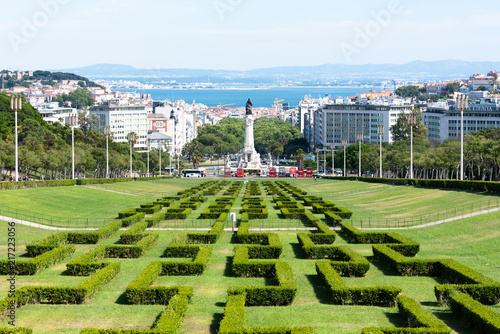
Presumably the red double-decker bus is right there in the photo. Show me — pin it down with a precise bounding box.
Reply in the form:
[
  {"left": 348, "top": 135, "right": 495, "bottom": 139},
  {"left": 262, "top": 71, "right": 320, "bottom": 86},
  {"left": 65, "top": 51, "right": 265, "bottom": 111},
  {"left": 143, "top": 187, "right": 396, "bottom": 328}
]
[
  {"left": 237, "top": 168, "right": 244, "bottom": 177},
  {"left": 289, "top": 167, "right": 297, "bottom": 177},
  {"left": 269, "top": 167, "right": 277, "bottom": 177},
  {"left": 297, "top": 169, "right": 304, "bottom": 177},
  {"left": 305, "top": 167, "right": 313, "bottom": 178},
  {"left": 224, "top": 167, "right": 232, "bottom": 177}
]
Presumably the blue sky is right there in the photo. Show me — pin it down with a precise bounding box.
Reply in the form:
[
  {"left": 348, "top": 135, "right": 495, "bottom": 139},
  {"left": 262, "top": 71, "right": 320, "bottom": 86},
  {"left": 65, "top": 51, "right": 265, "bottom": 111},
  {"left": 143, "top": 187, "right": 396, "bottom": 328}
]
[{"left": 1, "top": 0, "right": 499, "bottom": 71}]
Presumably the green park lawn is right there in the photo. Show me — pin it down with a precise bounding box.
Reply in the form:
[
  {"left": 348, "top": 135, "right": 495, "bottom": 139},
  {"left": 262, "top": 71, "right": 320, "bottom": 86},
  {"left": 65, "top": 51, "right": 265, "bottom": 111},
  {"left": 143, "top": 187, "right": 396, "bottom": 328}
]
[{"left": 0, "top": 178, "right": 499, "bottom": 333}]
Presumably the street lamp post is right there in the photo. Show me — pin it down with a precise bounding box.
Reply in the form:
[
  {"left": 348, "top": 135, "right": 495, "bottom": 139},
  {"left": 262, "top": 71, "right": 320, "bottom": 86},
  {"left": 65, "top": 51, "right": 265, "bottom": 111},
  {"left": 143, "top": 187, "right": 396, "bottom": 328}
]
[
  {"left": 127, "top": 133, "right": 137, "bottom": 177},
  {"left": 357, "top": 133, "right": 363, "bottom": 177},
  {"left": 69, "top": 114, "right": 77, "bottom": 179},
  {"left": 104, "top": 126, "right": 110, "bottom": 178},
  {"left": 331, "top": 143, "right": 335, "bottom": 176},
  {"left": 457, "top": 94, "right": 468, "bottom": 180},
  {"left": 168, "top": 144, "right": 172, "bottom": 177},
  {"left": 408, "top": 114, "right": 417, "bottom": 179},
  {"left": 377, "top": 125, "right": 384, "bottom": 178},
  {"left": 10, "top": 97, "right": 21, "bottom": 181},
  {"left": 146, "top": 138, "right": 150, "bottom": 177},
  {"left": 342, "top": 139, "right": 348, "bottom": 177},
  {"left": 158, "top": 142, "right": 162, "bottom": 177},
  {"left": 323, "top": 147, "right": 326, "bottom": 174},
  {"left": 315, "top": 148, "right": 319, "bottom": 173}
]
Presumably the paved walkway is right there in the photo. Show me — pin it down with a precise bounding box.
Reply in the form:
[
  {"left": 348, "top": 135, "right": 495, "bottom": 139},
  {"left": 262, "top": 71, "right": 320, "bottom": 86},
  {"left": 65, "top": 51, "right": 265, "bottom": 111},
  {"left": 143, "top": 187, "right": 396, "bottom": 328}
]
[
  {"left": 0, "top": 215, "right": 99, "bottom": 231},
  {"left": 81, "top": 185, "right": 141, "bottom": 196},
  {"left": 359, "top": 207, "right": 500, "bottom": 230},
  {"left": 3, "top": 207, "right": 500, "bottom": 231}
]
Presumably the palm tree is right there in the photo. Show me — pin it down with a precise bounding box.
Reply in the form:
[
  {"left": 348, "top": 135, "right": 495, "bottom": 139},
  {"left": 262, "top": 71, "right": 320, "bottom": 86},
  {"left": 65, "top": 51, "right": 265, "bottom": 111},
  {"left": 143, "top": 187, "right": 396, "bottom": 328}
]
[
  {"left": 295, "top": 148, "right": 305, "bottom": 170},
  {"left": 192, "top": 149, "right": 203, "bottom": 169}
]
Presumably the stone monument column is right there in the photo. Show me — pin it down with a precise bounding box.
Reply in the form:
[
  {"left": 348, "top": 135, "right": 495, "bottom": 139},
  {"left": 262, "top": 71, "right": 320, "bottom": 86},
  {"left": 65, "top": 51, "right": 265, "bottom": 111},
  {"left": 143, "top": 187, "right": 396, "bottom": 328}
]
[
  {"left": 237, "top": 98, "right": 263, "bottom": 170},
  {"left": 244, "top": 114, "right": 255, "bottom": 159}
]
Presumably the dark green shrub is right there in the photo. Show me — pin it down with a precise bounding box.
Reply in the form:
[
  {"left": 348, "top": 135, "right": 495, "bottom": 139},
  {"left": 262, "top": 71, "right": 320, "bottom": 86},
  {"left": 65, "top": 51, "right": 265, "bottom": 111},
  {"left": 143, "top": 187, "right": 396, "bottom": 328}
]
[
  {"left": 448, "top": 291, "right": 500, "bottom": 334},
  {"left": 136, "top": 204, "right": 162, "bottom": 214},
  {"left": 0, "top": 245, "right": 75, "bottom": 275},
  {"left": 121, "top": 212, "right": 145, "bottom": 227},
  {"left": 25, "top": 233, "right": 68, "bottom": 256},
  {"left": 161, "top": 244, "right": 212, "bottom": 276},
  {"left": 316, "top": 261, "right": 400, "bottom": 306}
]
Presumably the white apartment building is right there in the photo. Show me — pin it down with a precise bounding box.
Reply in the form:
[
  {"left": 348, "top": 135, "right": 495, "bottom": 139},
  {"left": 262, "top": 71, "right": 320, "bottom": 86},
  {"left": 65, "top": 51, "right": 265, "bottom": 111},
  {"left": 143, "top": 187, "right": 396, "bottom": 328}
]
[
  {"left": 469, "top": 74, "right": 496, "bottom": 91},
  {"left": 153, "top": 101, "right": 197, "bottom": 155},
  {"left": 89, "top": 100, "right": 148, "bottom": 148},
  {"left": 37, "top": 104, "right": 78, "bottom": 125},
  {"left": 423, "top": 98, "right": 500, "bottom": 141},
  {"left": 314, "top": 101, "right": 413, "bottom": 146}
]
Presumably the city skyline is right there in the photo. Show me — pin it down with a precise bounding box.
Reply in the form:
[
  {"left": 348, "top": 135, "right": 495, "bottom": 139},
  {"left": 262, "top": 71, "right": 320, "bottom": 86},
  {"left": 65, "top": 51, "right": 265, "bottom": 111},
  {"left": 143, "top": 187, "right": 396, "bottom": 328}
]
[{"left": 1, "top": 0, "right": 499, "bottom": 71}]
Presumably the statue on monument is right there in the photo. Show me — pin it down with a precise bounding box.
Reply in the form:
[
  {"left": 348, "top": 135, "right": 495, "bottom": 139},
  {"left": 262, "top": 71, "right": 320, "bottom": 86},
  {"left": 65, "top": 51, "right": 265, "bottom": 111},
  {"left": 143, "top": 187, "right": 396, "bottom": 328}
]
[{"left": 245, "top": 98, "right": 253, "bottom": 115}]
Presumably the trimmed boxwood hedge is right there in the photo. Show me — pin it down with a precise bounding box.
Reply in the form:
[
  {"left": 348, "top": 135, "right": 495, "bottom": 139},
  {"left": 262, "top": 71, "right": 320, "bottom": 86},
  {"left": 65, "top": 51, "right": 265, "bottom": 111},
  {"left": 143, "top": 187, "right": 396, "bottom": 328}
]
[
  {"left": 237, "top": 221, "right": 282, "bottom": 258},
  {"left": 25, "top": 232, "right": 68, "bottom": 256},
  {"left": 0, "top": 245, "right": 75, "bottom": 275},
  {"left": 165, "top": 205, "right": 192, "bottom": 219},
  {"left": 118, "top": 208, "right": 138, "bottom": 218},
  {"left": 0, "top": 262, "right": 120, "bottom": 315},
  {"left": 339, "top": 221, "right": 419, "bottom": 256},
  {"left": 219, "top": 293, "right": 314, "bottom": 334},
  {"left": 126, "top": 263, "right": 194, "bottom": 306},
  {"left": 121, "top": 212, "right": 145, "bottom": 227},
  {"left": 120, "top": 221, "right": 148, "bottom": 244},
  {"left": 80, "top": 289, "right": 191, "bottom": 333},
  {"left": 372, "top": 242, "right": 500, "bottom": 305},
  {"left": 161, "top": 244, "right": 212, "bottom": 276},
  {"left": 316, "top": 260, "right": 401, "bottom": 306},
  {"left": 324, "top": 211, "right": 342, "bottom": 226},
  {"left": 187, "top": 213, "right": 228, "bottom": 244},
  {"left": 67, "top": 220, "right": 122, "bottom": 244},
  {"left": 297, "top": 235, "right": 369, "bottom": 277},
  {"left": 66, "top": 246, "right": 107, "bottom": 276},
  {"left": 136, "top": 204, "right": 162, "bottom": 214},
  {"left": 447, "top": 291, "right": 500, "bottom": 334},
  {"left": 361, "top": 295, "right": 450, "bottom": 334},
  {"left": 145, "top": 212, "right": 166, "bottom": 227},
  {"left": 229, "top": 246, "right": 297, "bottom": 306},
  {"left": 105, "top": 234, "right": 158, "bottom": 258}
]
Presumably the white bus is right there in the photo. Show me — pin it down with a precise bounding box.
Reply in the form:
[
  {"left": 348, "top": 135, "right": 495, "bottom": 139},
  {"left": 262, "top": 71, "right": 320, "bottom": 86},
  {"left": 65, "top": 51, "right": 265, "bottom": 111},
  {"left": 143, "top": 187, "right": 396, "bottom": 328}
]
[{"left": 181, "top": 169, "right": 205, "bottom": 178}]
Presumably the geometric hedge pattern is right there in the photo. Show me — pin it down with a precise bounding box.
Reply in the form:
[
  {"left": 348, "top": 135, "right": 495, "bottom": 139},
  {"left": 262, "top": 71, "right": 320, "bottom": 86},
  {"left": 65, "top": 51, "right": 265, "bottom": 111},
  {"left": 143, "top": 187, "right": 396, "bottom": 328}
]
[{"left": 1, "top": 179, "right": 499, "bottom": 333}]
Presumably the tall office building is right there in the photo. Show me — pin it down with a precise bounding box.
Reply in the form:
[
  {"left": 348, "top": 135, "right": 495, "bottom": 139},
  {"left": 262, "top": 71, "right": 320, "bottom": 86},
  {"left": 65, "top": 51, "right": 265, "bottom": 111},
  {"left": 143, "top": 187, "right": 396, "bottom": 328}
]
[{"left": 89, "top": 100, "right": 148, "bottom": 148}]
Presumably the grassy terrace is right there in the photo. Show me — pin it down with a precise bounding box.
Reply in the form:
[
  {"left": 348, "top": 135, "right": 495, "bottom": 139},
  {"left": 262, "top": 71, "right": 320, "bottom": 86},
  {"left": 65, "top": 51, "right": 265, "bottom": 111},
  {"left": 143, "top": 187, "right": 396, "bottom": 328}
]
[
  {"left": 1, "top": 178, "right": 497, "bottom": 225},
  {"left": 0, "top": 178, "right": 499, "bottom": 333}
]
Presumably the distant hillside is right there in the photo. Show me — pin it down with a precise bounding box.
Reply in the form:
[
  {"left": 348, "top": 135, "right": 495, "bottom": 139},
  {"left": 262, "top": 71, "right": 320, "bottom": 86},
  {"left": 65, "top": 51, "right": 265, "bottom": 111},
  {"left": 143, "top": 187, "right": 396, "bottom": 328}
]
[
  {"left": 59, "top": 60, "right": 500, "bottom": 83},
  {"left": 0, "top": 70, "right": 104, "bottom": 89}
]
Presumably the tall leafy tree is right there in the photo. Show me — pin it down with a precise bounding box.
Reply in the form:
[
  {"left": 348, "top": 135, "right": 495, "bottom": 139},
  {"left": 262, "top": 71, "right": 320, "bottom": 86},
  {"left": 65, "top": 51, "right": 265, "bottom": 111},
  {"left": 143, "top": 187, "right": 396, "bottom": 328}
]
[{"left": 390, "top": 108, "right": 428, "bottom": 142}]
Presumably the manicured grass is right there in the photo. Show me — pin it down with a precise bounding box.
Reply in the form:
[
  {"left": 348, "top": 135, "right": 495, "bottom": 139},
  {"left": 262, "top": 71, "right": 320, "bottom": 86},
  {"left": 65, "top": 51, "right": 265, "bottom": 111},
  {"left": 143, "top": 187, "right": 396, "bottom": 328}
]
[
  {"left": 89, "top": 178, "right": 211, "bottom": 197},
  {"left": 0, "top": 186, "right": 159, "bottom": 220},
  {"left": 0, "top": 179, "right": 499, "bottom": 333},
  {"left": 286, "top": 178, "right": 500, "bottom": 222}
]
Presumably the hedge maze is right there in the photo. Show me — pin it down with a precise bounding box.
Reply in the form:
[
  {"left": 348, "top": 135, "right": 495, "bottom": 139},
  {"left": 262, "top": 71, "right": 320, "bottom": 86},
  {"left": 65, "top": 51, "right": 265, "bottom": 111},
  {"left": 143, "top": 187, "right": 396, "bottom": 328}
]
[{"left": 1, "top": 179, "right": 500, "bottom": 333}]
